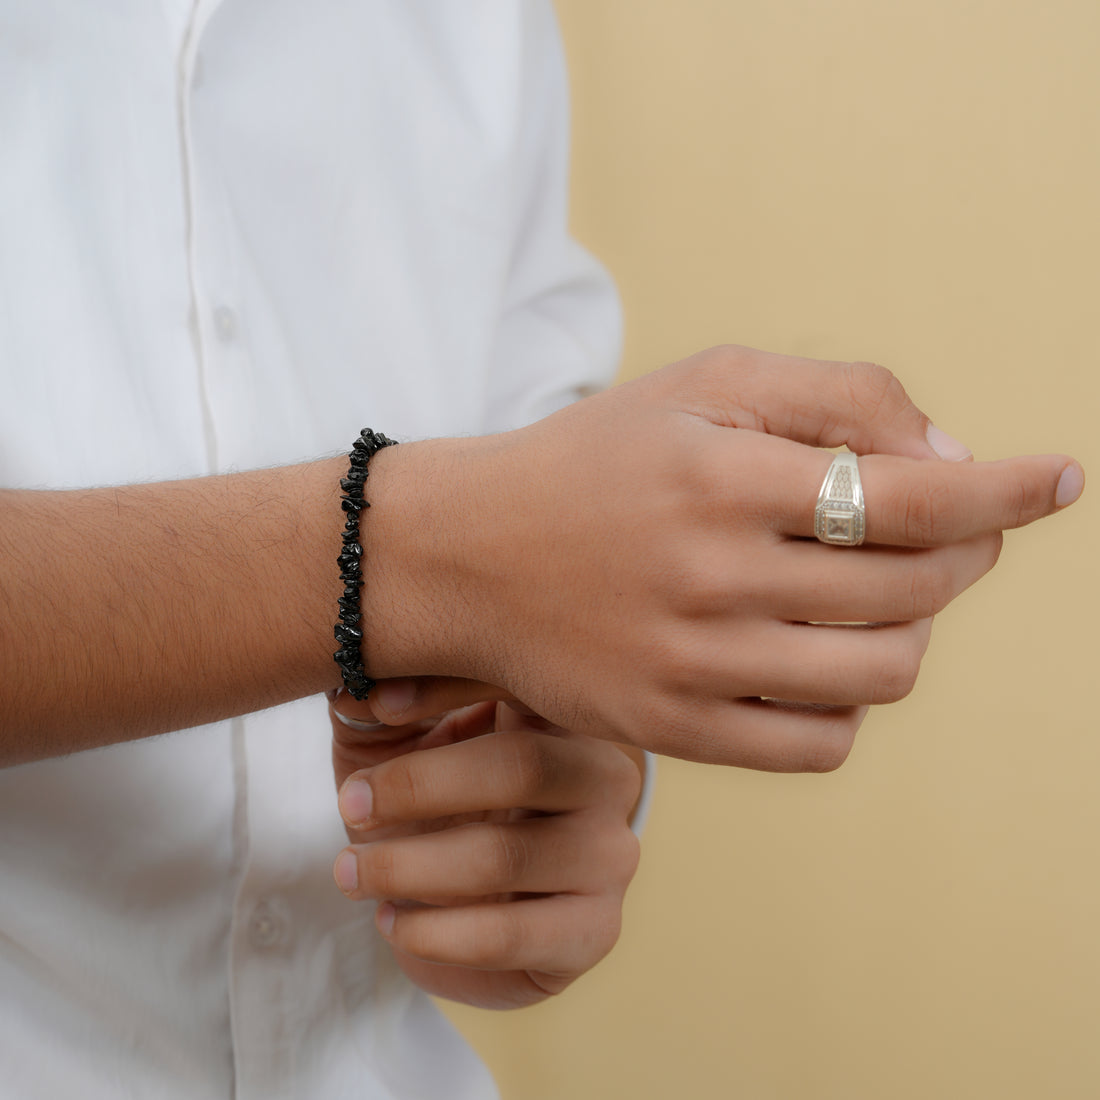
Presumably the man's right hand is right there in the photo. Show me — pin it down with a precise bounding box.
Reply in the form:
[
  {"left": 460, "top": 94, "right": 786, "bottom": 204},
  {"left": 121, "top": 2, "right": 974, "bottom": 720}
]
[{"left": 358, "top": 345, "right": 1082, "bottom": 769}]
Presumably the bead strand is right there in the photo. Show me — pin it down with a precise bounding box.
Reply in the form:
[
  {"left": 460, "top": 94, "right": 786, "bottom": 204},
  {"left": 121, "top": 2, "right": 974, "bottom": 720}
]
[{"left": 333, "top": 428, "right": 398, "bottom": 699}]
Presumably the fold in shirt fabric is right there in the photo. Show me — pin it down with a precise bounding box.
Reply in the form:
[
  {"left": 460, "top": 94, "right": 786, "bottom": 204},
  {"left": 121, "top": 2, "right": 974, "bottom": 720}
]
[{"left": 0, "top": 2, "right": 621, "bottom": 1096}]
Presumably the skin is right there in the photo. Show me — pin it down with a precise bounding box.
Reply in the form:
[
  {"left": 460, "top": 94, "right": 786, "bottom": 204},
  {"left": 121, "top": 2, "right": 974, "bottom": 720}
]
[
  {"left": 0, "top": 460, "right": 343, "bottom": 764},
  {"left": 350, "top": 345, "right": 1083, "bottom": 768},
  {"left": 320, "top": 344, "right": 1082, "bottom": 1005},
  {"left": 329, "top": 697, "right": 644, "bottom": 1009},
  {"left": 0, "top": 345, "right": 1083, "bottom": 768},
  {"left": 1, "top": 344, "right": 1080, "bottom": 1005}
]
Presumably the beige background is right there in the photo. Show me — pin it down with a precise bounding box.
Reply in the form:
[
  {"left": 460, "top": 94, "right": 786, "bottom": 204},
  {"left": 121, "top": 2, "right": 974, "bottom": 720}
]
[{"left": 444, "top": 2, "right": 1099, "bottom": 1096}]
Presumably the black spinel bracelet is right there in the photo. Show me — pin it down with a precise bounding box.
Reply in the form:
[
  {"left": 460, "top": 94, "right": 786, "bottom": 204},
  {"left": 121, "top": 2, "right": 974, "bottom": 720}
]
[{"left": 334, "top": 428, "right": 398, "bottom": 699}]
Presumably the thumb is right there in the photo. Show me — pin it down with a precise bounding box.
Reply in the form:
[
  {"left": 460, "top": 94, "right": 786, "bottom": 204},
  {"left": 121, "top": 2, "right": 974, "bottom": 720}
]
[
  {"left": 336, "top": 676, "right": 515, "bottom": 726},
  {"left": 670, "top": 345, "right": 974, "bottom": 461}
]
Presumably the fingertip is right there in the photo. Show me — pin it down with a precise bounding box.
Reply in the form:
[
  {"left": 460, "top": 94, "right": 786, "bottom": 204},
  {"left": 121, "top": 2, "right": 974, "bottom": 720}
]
[
  {"left": 926, "top": 423, "right": 973, "bottom": 462},
  {"left": 338, "top": 778, "right": 374, "bottom": 827},
  {"left": 373, "top": 677, "right": 512, "bottom": 723},
  {"left": 330, "top": 687, "right": 392, "bottom": 732},
  {"left": 334, "top": 850, "right": 359, "bottom": 896},
  {"left": 1055, "top": 461, "right": 1085, "bottom": 508},
  {"left": 331, "top": 706, "right": 386, "bottom": 733},
  {"left": 372, "top": 679, "right": 418, "bottom": 721}
]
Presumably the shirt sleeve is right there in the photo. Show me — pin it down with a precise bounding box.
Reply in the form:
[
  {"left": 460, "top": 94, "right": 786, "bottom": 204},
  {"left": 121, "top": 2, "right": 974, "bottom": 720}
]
[{"left": 481, "top": 0, "right": 622, "bottom": 433}]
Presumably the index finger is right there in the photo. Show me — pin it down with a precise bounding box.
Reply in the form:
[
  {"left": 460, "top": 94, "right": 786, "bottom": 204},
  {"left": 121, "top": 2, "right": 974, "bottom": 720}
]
[
  {"left": 853, "top": 453, "right": 1083, "bottom": 546},
  {"left": 338, "top": 730, "right": 637, "bottom": 829}
]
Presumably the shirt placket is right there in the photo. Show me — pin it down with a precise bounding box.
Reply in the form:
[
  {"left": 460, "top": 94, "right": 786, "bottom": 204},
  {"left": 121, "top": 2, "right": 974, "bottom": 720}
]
[
  {"left": 177, "top": 0, "right": 252, "bottom": 477},
  {"left": 175, "top": 6, "right": 296, "bottom": 1098}
]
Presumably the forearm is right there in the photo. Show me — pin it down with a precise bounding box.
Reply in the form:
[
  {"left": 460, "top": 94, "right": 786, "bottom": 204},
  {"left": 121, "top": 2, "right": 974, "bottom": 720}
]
[{"left": 0, "top": 459, "right": 346, "bottom": 765}]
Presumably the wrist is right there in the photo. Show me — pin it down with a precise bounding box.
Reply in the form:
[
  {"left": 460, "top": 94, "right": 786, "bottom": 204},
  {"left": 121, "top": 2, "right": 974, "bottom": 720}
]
[{"left": 355, "top": 435, "right": 503, "bottom": 683}]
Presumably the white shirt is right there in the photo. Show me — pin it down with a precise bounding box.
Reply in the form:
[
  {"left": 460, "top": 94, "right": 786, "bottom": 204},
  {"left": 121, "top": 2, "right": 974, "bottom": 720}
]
[{"left": 0, "top": 3, "right": 621, "bottom": 1097}]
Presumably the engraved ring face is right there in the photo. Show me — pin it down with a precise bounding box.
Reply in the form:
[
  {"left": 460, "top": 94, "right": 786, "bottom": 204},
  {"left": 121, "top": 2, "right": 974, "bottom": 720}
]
[{"left": 814, "top": 452, "right": 866, "bottom": 546}]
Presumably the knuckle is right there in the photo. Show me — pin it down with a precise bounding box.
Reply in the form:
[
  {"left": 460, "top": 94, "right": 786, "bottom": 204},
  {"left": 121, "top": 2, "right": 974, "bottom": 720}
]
[
  {"left": 642, "top": 631, "right": 714, "bottom": 696},
  {"left": 700, "top": 343, "right": 752, "bottom": 379},
  {"left": 587, "top": 901, "right": 624, "bottom": 963},
  {"left": 656, "top": 441, "right": 729, "bottom": 517},
  {"left": 391, "top": 911, "right": 438, "bottom": 962},
  {"left": 374, "top": 757, "right": 422, "bottom": 821},
  {"left": 802, "top": 739, "right": 853, "bottom": 773},
  {"left": 488, "top": 828, "right": 531, "bottom": 886},
  {"left": 585, "top": 821, "right": 641, "bottom": 889},
  {"left": 1012, "top": 475, "right": 1047, "bottom": 528},
  {"left": 898, "top": 476, "right": 954, "bottom": 545},
  {"left": 843, "top": 361, "right": 907, "bottom": 419},
  {"left": 602, "top": 747, "right": 644, "bottom": 811},
  {"left": 661, "top": 558, "right": 721, "bottom": 618},
  {"left": 868, "top": 636, "right": 923, "bottom": 704},
  {"left": 558, "top": 901, "right": 623, "bottom": 975},
  {"left": 359, "top": 844, "right": 398, "bottom": 896},
  {"left": 640, "top": 695, "right": 717, "bottom": 761},
  {"left": 906, "top": 554, "right": 955, "bottom": 618},
  {"left": 798, "top": 714, "right": 860, "bottom": 773},
  {"left": 500, "top": 733, "right": 560, "bottom": 802},
  {"left": 477, "top": 908, "right": 524, "bottom": 968},
  {"left": 987, "top": 530, "right": 1004, "bottom": 568},
  {"left": 611, "top": 829, "right": 641, "bottom": 884}
]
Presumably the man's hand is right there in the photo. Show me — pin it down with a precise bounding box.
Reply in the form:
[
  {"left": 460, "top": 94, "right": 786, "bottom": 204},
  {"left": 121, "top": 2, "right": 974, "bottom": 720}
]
[
  {"left": 1, "top": 344, "right": 1081, "bottom": 769},
  {"left": 360, "top": 345, "right": 1083, "bottom": 768},
  {"left": 330, "top": 697, "right": 642, "bottom": 1009}
]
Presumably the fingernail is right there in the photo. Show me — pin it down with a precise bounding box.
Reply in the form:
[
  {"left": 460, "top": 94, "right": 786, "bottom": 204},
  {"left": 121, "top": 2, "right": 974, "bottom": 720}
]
[
  {"left": 374, "top": 679, "right": 417, "bottom": 718},
  {"left": 339, "top": 779, "right": 374, "bottom": 826},
  {"left": 1056, "top": 463, "right": 1085, "bottom": 508},
  {"left": 332, "top": 709, "right": 386, "bottom": 733},
  {"left": 376, "top": 901, "right": 396, "bottom": 936},
  {"left": 926, "top": 424, "right": 972, "bottom": 461},
  {"left": 334, "top": 850, "right": 359, "bottom": 895}
]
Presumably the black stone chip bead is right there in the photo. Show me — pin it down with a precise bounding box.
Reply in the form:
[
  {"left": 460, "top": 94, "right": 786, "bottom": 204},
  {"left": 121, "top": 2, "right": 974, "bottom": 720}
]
[
  {"left": 334, "top": 623, "right": 363, "bottom": 646},
  {"left": 336, "top": 547, "right": 363, "bottom": 572},
  {"left": 334, "top": 652, "right": 374, "bottom": 689},
  {"left": 343, "top": 675, "right": 377, "bottom": 700}
]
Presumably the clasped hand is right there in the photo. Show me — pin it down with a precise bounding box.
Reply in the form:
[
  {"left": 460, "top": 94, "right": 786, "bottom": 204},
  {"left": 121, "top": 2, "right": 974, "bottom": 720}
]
[
  {"left": 327, "top": 344, "right": 1083, "bottom": 1007},
  {"left": 330, "top": 696, "right": 642, "bottom": 1009}
]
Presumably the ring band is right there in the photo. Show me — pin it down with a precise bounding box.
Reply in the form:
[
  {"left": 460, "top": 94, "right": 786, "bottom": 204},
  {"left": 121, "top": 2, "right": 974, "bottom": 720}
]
[{"left": 814, "top": 452, "right": 866, "bottom": 546}]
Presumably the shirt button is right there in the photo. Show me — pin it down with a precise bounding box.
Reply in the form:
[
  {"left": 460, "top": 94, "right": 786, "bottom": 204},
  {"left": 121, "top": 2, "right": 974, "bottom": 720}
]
[
  {"left": 248, "top": 898, "right": 291, "bottom": 950},
  {"left": 213, "top": 305, "right": 238, "bottom": 342}
]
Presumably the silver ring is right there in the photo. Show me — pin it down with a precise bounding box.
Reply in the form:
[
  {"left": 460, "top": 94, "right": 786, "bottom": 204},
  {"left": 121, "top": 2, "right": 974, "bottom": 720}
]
[{"left": 814, "top": 452, "right": 865, "bottom": 546}]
